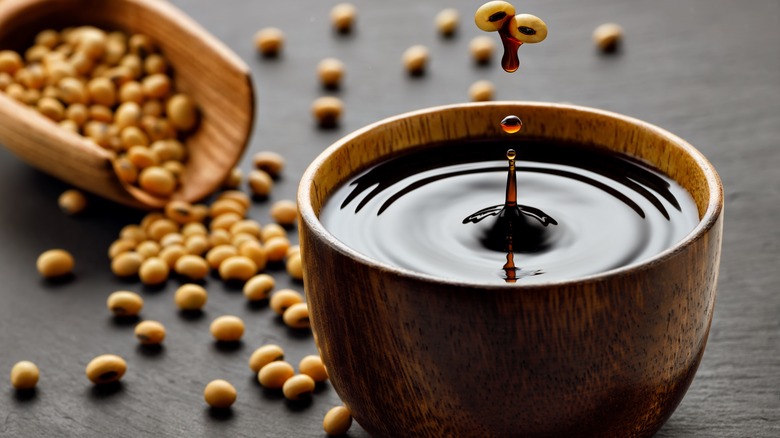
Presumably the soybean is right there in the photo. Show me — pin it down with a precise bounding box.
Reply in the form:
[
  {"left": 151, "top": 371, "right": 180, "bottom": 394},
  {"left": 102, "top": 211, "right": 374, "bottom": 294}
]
[
  {"left": 435, "top": 8, "right": 459, "bottom": 37},
  {"left": 282, "top": 374, "right": 315, "bottom": 401},
  {"left": 252, "top": 151, "right": 285, "bottom": 178},
  {"left": 248, "top": 169, "right": 273, "bottom": 197},
  {"left": 323, "top": 406, "right": 353, "bottom": 436},
  {"left": 254, "top": 28, "right": 284, "bottom": 57},
  {"left": 204, "top": 379, "right": 237, "bottom": 409},
  {"left": 243, "top": 274, "right": 275, "bottom": 301},
  {"left": 10, "top": 361, "right": 40, "bottom": 390},
  {"left": 58, "top": 189, "right": 87, "bottom": 215},
  {"left": 264, "top": 236, "right": 290, "bottom": 262},
  {"left": 107, "top": 290, "right": 143, "bottom": 316},
  {"left": 249, "top": 344, "right": 284, "bottom": 373},
  {"left": 283, "top": 302, "right": 311, "bottom": 329},
  {"left": 470, "top": 36, "right": 495, "bottom": 64},
  {"left": 312, "top": 96, "right": 343, "bottom": 128},
  {"left": 36, "top": 249, "right": 74, "bottom": 278},
  {"left": 111, "top": 251, "right": 144, "bottom": 277},
  {"left": 331, "top": 3, "right": 357, "bottom": 33},
  {"left": 286, "top": 253, "right": 303, "bottom": 281},
  {"left": 270, "top": 289, "right": 304, "bottom": 315},
  {"left": 134, "top": 320, "right": 166, "bottom": 345},
  {"left": 317, "top": 58, "right": 345, "bottom": 89},
  {"left": 469, "top": 80, "right": 495, "bottom": 102},
  {"left": 402, "top": 45, "right": 429, "bottom": 76},
  {"left": 174, "top": 283, "right": 208, "bottom": 311},
  {"left": 299, "top": 355, "right": 328, "bottom": 383},
  {"left": 270, "top": 200, "right": 297, "bottom": 227},
  {"left": 139, "top": 257, "right": 169, "bottom": 285},
  {"left": 257, "top": 361, "right": 294, "bottom": 389},
  {"left": 210, "top": 315, "right": 245, "bottom": 342},
  {"left": 85, "top": 354, "right": 127, "bottom": 384},
  {"left": 218, "top": 256, "right": 257, "bottom": 282},
  {"left": 593, "top": 23, "right": 623, "bottom": 53},
  {"left": 174, "top": 255, "right": 209, "bottom": 280}
]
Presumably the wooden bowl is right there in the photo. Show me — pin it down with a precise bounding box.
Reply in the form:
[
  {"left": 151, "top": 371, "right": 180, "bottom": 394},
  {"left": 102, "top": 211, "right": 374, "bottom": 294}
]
[
  {"left": 298, "top": 102, "right": 724, "bottom": 437},
  {"left": 0, "top": 0, "right": 254, "bottom": 209}
]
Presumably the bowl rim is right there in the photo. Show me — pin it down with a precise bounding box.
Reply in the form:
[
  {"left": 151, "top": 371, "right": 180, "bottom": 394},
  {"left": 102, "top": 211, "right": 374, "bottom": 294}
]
[{"left": 298, "top": 101, "right": 724, "bottom": 290}]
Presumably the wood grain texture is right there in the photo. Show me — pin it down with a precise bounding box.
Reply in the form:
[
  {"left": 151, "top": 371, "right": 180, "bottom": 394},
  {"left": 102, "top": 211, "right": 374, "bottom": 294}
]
[
  {"left": 299, "top": 103, "right": 724, "bottom": 437},
  {"left": 0, "top": 0, "right": 254, "bottom": 209},
  {"left": 0, "top": 0, "right": 777, "bottom": 437}
]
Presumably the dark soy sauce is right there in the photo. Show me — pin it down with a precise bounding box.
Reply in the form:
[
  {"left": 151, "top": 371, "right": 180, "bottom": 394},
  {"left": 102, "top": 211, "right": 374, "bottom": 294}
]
[{"left": 320, "top": 139, "right": 699, "bottom": 284}]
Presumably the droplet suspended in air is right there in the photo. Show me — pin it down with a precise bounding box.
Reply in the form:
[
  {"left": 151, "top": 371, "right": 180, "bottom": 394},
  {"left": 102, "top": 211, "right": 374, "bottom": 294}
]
[
  {"left": 501, "top": 115, "right": 523, "bottom": 134},
  {"left": 506, "top": 149, "right": 517, "bottom": 160}
]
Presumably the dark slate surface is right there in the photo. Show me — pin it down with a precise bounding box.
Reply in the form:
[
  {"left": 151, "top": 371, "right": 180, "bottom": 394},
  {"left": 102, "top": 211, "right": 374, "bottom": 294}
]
[{"left": 0, "top": 0, "right": 778, "bottom": 436}]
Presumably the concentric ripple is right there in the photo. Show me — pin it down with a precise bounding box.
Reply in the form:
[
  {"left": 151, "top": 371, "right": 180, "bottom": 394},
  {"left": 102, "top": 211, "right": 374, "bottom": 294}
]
[{"left": 320, "top": 140, "right": 699, "bottom": 284}]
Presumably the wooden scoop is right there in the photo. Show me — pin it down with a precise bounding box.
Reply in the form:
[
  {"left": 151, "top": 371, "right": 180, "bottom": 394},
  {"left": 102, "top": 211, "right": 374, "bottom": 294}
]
[{"left": 0, "top": 0, "right": 254, "bottom": 209}]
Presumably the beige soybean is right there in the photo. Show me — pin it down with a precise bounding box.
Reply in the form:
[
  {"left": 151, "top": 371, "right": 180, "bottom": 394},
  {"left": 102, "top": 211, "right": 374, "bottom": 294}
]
[
  {"left": 248, "top": 344, "right": 284, "bottom": 373},
  {"left": 323, "top": 406, "right": 353, "bottom": 436},
  {"left": 210, "top": 212, "right": 243, "bottom": 231},
  {"left": 87, "top": 77, "right": 116, "bottom": 106},
  {"left": 238, "top": 240, "right": 268, "bottom": 271},
  {"left": 139, "top": 166, "right": 176, "bottom": 197},
  {"left": 159, "top": 244, "right": 186, "bottom": 268},
  {"left": 257, "top": 361, "right": 294, "bottom": 389},
  {"left": 114, "top": 102, "right": 142, "bottom": 129},
  {"left": 218, "top": 191, "right": 251, "bottom": 209},
  {"left": 312, "top": 96, "right": 343, "bottom": 128},
  {"left": 264, "top": 236, "right": 290, "bottom": 262},
  {"left": 10, "top": 361, "right": 40, "bottom": 390},
  {"left": 283, "top": 302, "right": 310, "bottom": 329},
  {"left": 209, "top": 228, "right": 232, "bottom": 247},
  {"left": 36, "top": 249, "right": 74, "bottom": 278},
  {"left": 286, "top": 253, "right": 303, "bottom": 280},
  {"left": 331, "top": 3, "right": 357, "bottom": 33},
  {"left": 127, "top": 146, "right": 158, "bottom": 169},
  {"left": 204, "top": 379, "right": 237, "bottom": 409},
  {"left": 139, "top": 257, "right": 169, "bottom": 285},
  {"left": 317, "top": 58, "right": 345, "bottom": 89},
  {"left": 134, "top": 320, "right": 166, "bottom": 345},
  {"left": 270, "top": 200, "right": 297, "bottom": 227},
  {"left": 164, "top": 200, "right": 194, "bottom": 224},
  {"left": 144, "top": 54, "right": 167, "bottom": 75},
  {"left": 435, "top": 8, "right": 459, "bottom": 37},
  {"left": 299, "top": 355, "right": 328, "bottom": 382},
  {"left": 252, "top": 151, "right": 285, "bottom": 178},
  {"left": 282, "top": 374, "right": 315, "bottom": 401},
  {"left": 174, "top": 255, "right": 209, "bottom": 280},
  {"left": 219, "top": 256, "right": 257, "bottom": 282},
  {"left": 136, "top": 240, "right": 161, "bottom": 258},
  {"left": 58, "top": 77, "right": 88, "bottom": 105},
  {"left": 206, "top": 244, "right": 239, "bottom": 269},
  {"left": 185, "top": 235, "right": 210, "bottom": 256},
  {"left": 210, "top": 315, "right": 245, "bottom": 342},
  {"left": 111, "top": 251, "right": 144, "bottom": 277},
  {"left": 120, "top": 224, "right": 146, "bottom": 243},
  {"left": 210, "top": 198, "right": 245, "bottom": 218},
  {"left": 474, "top": 1, "right": 516, "bottom": 32},
  {"left": 223, "top": 167, "right": 242, "bottom": 189},
  {"left": 114, "top": 157, "right": 138, "bottom": 183},
  {"left": 107, "top": 290, "right": 143, "bottom": 316},
  {"left": 167, "top": 94, "right": 197, "bottom": 131},
  {"left": 230, "top": 219, "right": 262, "bottom": 238},
  {"left": 593, "top": 23, "right": 623, "bottom": 52},
  {"left": 141, "top": 73, "right": 170, "bottom": 98},
  {"left": 36, "top": 30, "right": 59, "bottom": 48},
  {"left": 160, "top": 233, "right": 184, "bottom": 248},
  {"left": 174, "top": 283, "right": 208, "bottom": 310},
  {"left": 469, "top": 80, "right": 495, "bottom": 102},
  {"left": 108, "top": 239, "right": 136, "bottom": 259},
  {"left": 255, "top": 28, "right": 285, "bottom": 57},
  {"left": 182, "top": 222, "right": 208, "bottom": 238},
  {"left": 147, "top": 218, "right": 178, "bottom": 241},
  {"left": 58, "top": 189, "right": 87, "bottom": 215},
  {"left": 248, "top": 169, "right": 273, "bottom": 197},
  {"left": 470, "top": 36, "right": 495, "bottom": 64},
  {"left": 151, "top": 140, "right": 185, "bottom": 163},
  {"left": 402, "top": 45, "right": 429, "bottom": 76},
  {"left": 119, "top": 81, "right": 143, "bottom": 104},
  {"left": 85, "top": 354, "right": 127, "bottom": 385},
  {"left": 243, "top": 274, "right": 275, "bottom": 301},
  {"left": 231, "top": 233, "right": 256, "bottom": 248},
  {"left": 270, "top": 289, "right": 303, "bottom": 315},
  {"left": 261, "top": 223, "right": 287, "bottom": 243},
  {"left": 37, "top": 97, "right": 64, "bottom": 121},
  {"left": 286, "top": 245, "right": 301, "bottom": 259}
]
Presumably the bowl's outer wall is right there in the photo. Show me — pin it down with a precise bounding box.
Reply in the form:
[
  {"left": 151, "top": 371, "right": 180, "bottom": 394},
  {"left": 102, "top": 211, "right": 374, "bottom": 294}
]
[{"left": 299, "top": 103, "right": 724, "bottom": 437}]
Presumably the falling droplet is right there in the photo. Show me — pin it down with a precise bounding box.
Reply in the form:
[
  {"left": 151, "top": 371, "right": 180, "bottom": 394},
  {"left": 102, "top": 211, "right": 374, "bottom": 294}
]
[
  {"left": 506, "top": 149, "right": 516, "bottom": 160},
  {"left": 501, "top": 115, "right": 523, "bottom": 134}
]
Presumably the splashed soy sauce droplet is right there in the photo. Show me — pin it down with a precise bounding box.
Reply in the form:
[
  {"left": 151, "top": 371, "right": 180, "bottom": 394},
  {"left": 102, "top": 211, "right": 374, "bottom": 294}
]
[{"left": 501, "top": 115, "right": 523, "bottom": 134}]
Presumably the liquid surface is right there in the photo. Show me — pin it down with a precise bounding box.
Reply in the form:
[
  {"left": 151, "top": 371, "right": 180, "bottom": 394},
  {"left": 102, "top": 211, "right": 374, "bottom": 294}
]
[{"left": 320, "top": 140, "right": 700, "bottom": 284}]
